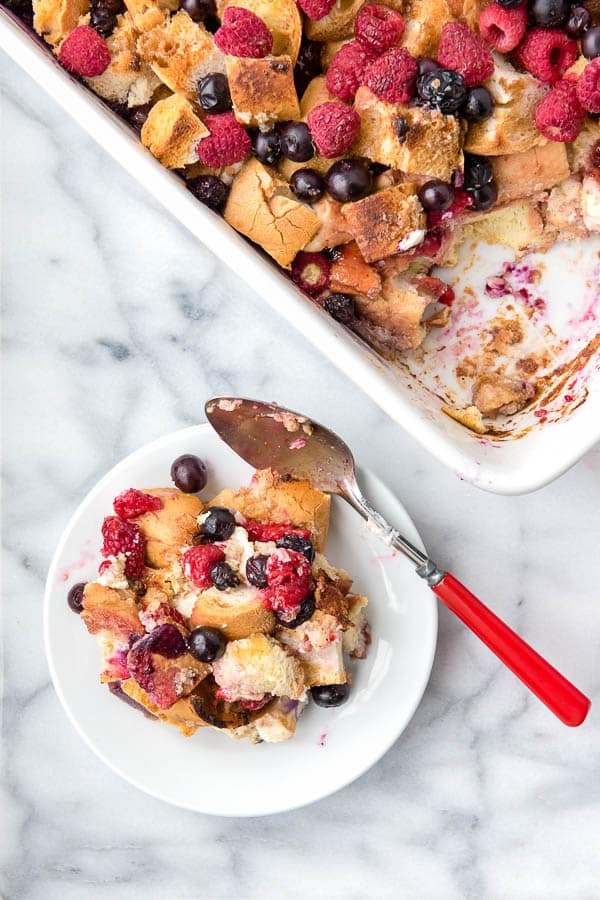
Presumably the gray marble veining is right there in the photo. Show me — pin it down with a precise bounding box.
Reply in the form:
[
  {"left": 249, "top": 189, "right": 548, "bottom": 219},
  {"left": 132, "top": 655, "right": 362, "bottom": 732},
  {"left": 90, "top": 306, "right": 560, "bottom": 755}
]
[{"left": 2, "top": 53, "right": 600, "bottom": 900}]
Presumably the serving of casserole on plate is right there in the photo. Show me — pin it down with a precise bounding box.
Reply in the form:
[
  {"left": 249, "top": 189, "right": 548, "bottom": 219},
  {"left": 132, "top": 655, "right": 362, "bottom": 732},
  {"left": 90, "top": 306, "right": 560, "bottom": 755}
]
[{"left": 2, "top": 0, "right": 599, "bottom": 492}]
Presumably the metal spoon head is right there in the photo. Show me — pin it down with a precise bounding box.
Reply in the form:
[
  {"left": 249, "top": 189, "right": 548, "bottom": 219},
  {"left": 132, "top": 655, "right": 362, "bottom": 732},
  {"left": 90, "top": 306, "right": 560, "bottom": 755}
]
[{"left": 205, "top": 398, "right": 357, "bottom": 494}]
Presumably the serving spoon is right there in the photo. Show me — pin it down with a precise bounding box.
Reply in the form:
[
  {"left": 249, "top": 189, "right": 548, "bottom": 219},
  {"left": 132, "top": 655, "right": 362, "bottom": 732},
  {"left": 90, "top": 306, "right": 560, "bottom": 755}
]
[{"left": 205, "top": 397, "right": 591, "bottom": 727}]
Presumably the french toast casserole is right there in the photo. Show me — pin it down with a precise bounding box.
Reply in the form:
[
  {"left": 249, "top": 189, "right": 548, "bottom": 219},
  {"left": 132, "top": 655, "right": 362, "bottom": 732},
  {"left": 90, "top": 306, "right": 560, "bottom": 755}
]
[
  {"left": 66, "top": 466, "right": 370, "bottom": 743},
  {"left": 6, "top": 0, "right": 600, "bottom": 431}
]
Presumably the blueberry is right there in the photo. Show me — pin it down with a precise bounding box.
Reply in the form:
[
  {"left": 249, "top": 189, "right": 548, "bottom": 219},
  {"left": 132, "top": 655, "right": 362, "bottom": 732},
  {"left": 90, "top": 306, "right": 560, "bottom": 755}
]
[
  {"left": 395, "top": 116, "right": 409, "bottom": 142},
  {"left": 170, "top": 454, "right": 208, "bottom": 492},
  {"left": 200, "top": 507, "right": 236, "bottom": 541},
  {"left": 418, "top": 179, "right": 454, "bottom": 212},
  {"left": 67, "top": 582, "right": 86, "bottom": 614},
  {"left": 464, "top": 154, "right": 493, "bottom": 190},
  {"left": 197, "top": 73, "right": 232, "bottom": 112},
  {"left": 127, "top": 103, "right": 152, "bottom": 132},
  {"left": 326, "top": 159, "right": 372, "bottom": 203},
  {"left": 276, "top": 533, "right": 315, "bottom": 563},
  {"left": 210, "top": 560, "right": 240, "bottom": 590},
  {"left": 187, "top": 175, "right": 229, "bottom": 211},
  {"left": 469, "top": 180, "right": 498, "bottom": 211},
  {"left": 324, "top": 293, "right": 356, "bottom": 324},
  {"left": 462, "top": 86, "right": 494, "bottom": 122},
  {"left": 310, "top": 683, "right": 350, "bottom": 707},
  {"left": 90, "top": 0, "right": 123, "bottom": 38},
  {"left": 294, "top": 37, "right": 322, "bottom": 97},
  {"left": 188, "top": 626, "right": 226, "bottom": 662},
  {"left": 276, "top": 594, "right": 316, "bottom": 628},
  {"left": 416, "top": 57, "right": 442, "bottom": 78},
  {"left": 582, "top": 25, "right": 600, "bottom": 59},
  {"left": 280, "top": 122, "right": 314, "bottom": 162},
  {"left": 566, "top": 6, "right": 591, "bottom": 37},
  {"left": 253, "top": 129, "right": 282, "bottom": 165},
  {"left": 290, "top": 167, "right": 326, "bottom": 202},
  {"left": 495, "top": 0, "right": 524, "bottom": 6},
  {"left": 246, "top": 554, "right": 269, "bottom": 588},
  {"left": 417, "top": 68, "right": 467, "bottom": 114},
  {"left": 530, "top": 0, "right": 569, "bottom": 26},
  {"left": 179, "top": 0, "right": 216, "bottom": 22}
]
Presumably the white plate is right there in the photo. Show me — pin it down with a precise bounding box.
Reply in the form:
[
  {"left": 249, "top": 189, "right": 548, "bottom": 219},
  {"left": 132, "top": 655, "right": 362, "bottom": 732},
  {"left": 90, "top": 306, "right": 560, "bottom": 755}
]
[
  {"left": 2, "top": 10, "right": 599, "bottom": 495},
  {"left": 44, "top": 425, "right": 437, "bottom": 816}
]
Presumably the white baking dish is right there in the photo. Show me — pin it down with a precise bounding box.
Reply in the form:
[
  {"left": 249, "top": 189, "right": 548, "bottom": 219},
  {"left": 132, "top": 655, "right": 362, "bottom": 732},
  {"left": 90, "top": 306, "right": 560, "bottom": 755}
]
[{"left": 2, "top": 8, "right": 599, "bottom": 494}]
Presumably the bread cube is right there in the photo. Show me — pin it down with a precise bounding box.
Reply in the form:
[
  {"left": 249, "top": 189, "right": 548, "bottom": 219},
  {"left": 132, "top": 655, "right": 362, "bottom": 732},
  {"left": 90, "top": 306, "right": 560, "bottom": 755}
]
[
  {"left": 341, "top": 183, "right": 426, "bottom": 262},
  {"left": 226, "top": 55, "right": 300, "bottom": 127},
  {"left": 545, "top": 177, "right": 588, "bottom": 241},
  {"left": 303, "top": 196, "right": 354, "bottom": 252},
  {"left": 353, "top": 87, "right": 463, "bottom": 181},
  {"left": 354, "top": 273, "right": 432, "bottom": 350},
  {"left": 212, "top": 634, "right": 306, "bottom": 701},
  {"left": 137, "top": 11, "right": 225, "bottom": 98},
  {"left": 454, "top": 200, "right": 545, "bottom": 253},
  {"left": 33, "top": 0, "right": 89, "bottom": 46},
  {"left": 140, "top": 94, "right": 207, "bottom": 168},
  {"left": 492, "top": 142, "right": 569, "bottom": 205},
  {"left": 224, "top": 159, "right": 321, "bottom": 268},
  {"left": 81, "top": 582, "right": 144, "bottom": 639},
  {"left": 85, "top": 11, "right": 162, "bottom": 107},
  {"left": 464, "top": 56, "right": 546, "bottom": 156}
]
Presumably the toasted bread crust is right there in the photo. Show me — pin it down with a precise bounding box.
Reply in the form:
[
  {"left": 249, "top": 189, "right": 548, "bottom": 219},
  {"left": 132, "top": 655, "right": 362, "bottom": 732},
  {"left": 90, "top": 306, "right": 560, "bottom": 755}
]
[
  {"left": 342, "top": 184, "right": 426, "bottom": 263},
  {"left": 224, "top": 159, "right": 320, "bottom": 268},
  {"left": 141, "top": 94, "right": 208, "bottom": 168},
  {"left": 226, "top": 55, "right": 300, "bottom": 127},
  {"left": 191, "top": 590, "right": 276, "bottom": 639},
  {"left": 353, "top": 88, "right": 463, "bottom": 181}
]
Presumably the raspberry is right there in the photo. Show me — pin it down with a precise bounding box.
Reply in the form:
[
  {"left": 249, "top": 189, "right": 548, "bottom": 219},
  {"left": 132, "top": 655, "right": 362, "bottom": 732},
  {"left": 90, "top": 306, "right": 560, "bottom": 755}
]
[
  {"left": 297, "top": 0, "right": 336, "bottom": 20},
  {"left": 182, "top": 544, "right": 225, "bottom": 589},
  {"left": 263, "top": 548, "right": 312, "bottom": 616},
  {"left": 535, "top": 80, "right": 585, "bottom": 141},
  {"left": 515, "top": 28, "right": 577, "bottom": 84},
  {"left": 214, "top": 7, "right": 272, "bottom": 58},
  {"left": 58, "top": 25, "right": 111, "bottom": 77},
  {"left": 326, "top": 39, "right": 378, "bottom": 102},
  {"left": 113, "top": 488, "right": 163, "bottom": 520},
  {"left": 363, "top": 48, "right": 417, "bottom": 103},
  {"left": 427, "top": 188, "right": 472, "bottom": 227},
  {"left": 478, "top": 2, "right": 528, "bottom": 53},
  {"left": 244, "top": 520, "right": 311, "bottom": 542},
  {"left": 101, "top": 517, "right": 146, "bottom": 579},
  {"left": 354, "top": 3, "right": 405, "bottom": 54},
  {"left": 307, "top": 101, "right": 360, "bottom": 158},
  {"left": 576, "top": 58, "right": 600, "bottom": 114},
  {"left": 197, "top": 112, "right": 251, "bottom": 167},
  {"left": 291, "top": 251, "right": 331, "bottom": 296},
  {"left": 437, "top": 22, "right": 494, "bottom": 87}
]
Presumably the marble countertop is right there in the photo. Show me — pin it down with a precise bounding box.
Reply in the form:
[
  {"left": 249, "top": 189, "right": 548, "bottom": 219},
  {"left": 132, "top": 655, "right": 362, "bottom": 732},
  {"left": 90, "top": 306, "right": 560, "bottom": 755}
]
[{"left": 2, "top": 52, "right": 600, "bottom": 900}]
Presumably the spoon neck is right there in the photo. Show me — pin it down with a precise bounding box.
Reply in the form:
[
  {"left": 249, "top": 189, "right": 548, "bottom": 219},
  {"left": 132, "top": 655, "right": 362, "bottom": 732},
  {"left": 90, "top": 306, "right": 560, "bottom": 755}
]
[{"left": 341, "top": 479, "right": 444, "bottom": 585}]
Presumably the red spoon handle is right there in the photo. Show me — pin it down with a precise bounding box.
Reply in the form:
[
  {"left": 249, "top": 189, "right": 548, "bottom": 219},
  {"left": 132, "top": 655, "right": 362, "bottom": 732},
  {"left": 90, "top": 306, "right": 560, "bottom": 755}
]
[{"left": 432, "top": 573, "right": 591, "bottom": 727}]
